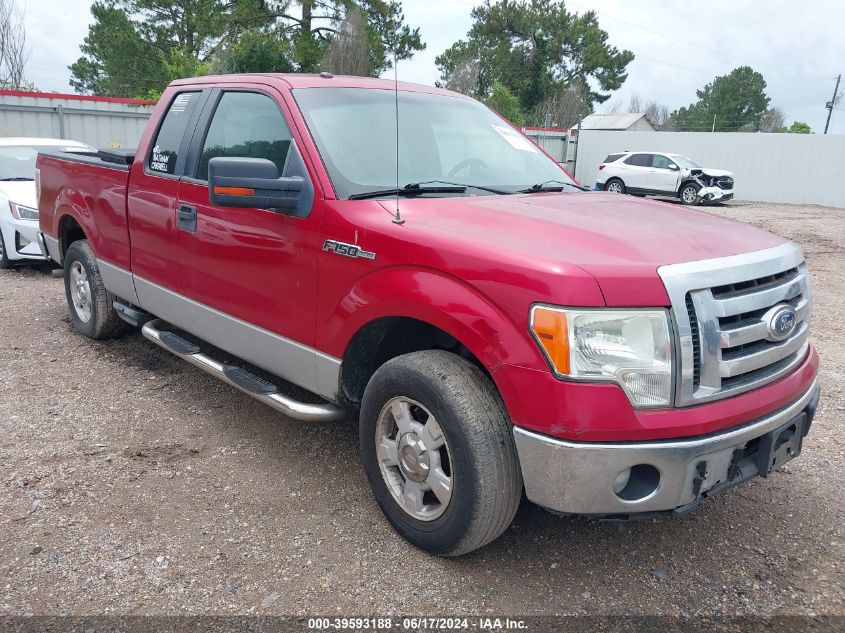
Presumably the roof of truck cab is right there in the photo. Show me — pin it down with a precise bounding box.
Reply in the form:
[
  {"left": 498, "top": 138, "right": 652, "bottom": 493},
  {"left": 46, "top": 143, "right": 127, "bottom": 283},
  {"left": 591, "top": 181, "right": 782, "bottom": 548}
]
[{"left": 168, "top": 73, "right": 470, "bottom": 98}]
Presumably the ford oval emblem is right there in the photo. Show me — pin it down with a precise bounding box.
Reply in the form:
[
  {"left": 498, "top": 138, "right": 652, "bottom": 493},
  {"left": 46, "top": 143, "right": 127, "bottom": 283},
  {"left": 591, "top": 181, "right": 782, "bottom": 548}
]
[{"left": 766, "top": 304, "right": 798, "bottom": 341}]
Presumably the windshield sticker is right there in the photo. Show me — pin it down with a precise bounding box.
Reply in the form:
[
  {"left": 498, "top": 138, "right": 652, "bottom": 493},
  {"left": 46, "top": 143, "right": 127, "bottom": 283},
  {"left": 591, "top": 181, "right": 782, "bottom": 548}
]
[{"left": 492, "top": 125, "right": 537, "bottom": 153}]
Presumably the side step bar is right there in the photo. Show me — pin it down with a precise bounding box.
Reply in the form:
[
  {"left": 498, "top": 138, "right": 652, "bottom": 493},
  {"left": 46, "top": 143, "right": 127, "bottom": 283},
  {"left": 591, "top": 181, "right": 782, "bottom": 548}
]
[{"left": 141, "top": 319, "right": 346, "bottom": 422}]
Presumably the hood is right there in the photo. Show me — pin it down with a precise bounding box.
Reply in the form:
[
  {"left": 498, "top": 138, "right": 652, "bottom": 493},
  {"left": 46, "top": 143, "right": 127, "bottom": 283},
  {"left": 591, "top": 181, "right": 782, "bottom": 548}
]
[
  {"left": 689, "top": 167, "right": 733, "bottom": 178},
  {"left": 386, "top": 191, "right": 785, "bottom": 306},
  {"left": 0, "top": 181, "right": 37, "bottom": 208}
]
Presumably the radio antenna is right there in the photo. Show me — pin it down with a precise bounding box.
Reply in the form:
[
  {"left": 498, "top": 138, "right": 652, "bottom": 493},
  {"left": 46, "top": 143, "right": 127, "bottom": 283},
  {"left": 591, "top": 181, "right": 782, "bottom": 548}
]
[{"left": 392, "top": 49, "right": 404, "bottom": 225}]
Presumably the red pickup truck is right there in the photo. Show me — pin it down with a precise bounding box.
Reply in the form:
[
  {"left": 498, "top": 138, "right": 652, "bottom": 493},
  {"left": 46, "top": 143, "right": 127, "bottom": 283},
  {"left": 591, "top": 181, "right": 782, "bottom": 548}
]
[{"left": 36, "top": 74, "right": 819, "bottom": 556}]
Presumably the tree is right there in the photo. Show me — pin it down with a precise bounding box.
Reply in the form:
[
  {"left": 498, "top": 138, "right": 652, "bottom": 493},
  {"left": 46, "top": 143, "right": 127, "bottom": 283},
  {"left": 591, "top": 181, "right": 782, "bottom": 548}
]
[
  {"left": 785, "top": 120, "right": 811, "bottom": 134},
  {"left": 70, "top": 1, "right": 226, "bottom": 97},
  {"left": 671, "top": 66, "right": 770, "bottom": 132},
  {"left": 436, "top": 0, "right": 633, "bottom": 120},
  {"left": 71, "top": 1, "right": 425, "bottom": 98},
  {"left": 756, "top": 107, "right": 786, "bottom": 133},
  {"left": 0, "top": 0, "right": 30, "bottom": 89},
  {"left": 219, "top": 1, "right": 424, "bottom": 77},
  {"left": 627, "top": 94, "right": 672, "bottom": 130},
  {"left": 486, "top": 80, "right": 525, "bottom": 125},
  {"left": 322, "top": 9, "right": 370, "bottom": 76},
  {"left": 530, "top": 82, "right": 590, "bottom": 128}
]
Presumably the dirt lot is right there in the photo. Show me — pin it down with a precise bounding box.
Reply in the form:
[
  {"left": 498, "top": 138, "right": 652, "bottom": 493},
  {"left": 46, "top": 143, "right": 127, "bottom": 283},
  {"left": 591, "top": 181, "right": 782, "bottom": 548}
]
[{"left": 0, "top": 201, "right": 842, "bottom": 618}]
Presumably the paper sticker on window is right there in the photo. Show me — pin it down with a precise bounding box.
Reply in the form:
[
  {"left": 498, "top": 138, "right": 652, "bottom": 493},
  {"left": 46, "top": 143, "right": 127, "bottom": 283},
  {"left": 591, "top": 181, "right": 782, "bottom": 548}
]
[
  {"left": 169, "top": 93, "right": 194, "bottom": 113},
  {"left": 150, "top": 144, "right": 173, "bottom": 173},
  {"left": 492, "top": 125, "right": 537, "bottom": 153}
]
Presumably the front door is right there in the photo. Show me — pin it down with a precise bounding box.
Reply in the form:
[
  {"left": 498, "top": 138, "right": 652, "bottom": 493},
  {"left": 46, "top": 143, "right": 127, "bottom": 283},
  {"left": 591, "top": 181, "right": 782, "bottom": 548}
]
[
  {"left": 648, "top": 154, "right": 681, "bottom": 194},
  {"left": 173, "top": 88, "right": 325, "bottom": 391}
]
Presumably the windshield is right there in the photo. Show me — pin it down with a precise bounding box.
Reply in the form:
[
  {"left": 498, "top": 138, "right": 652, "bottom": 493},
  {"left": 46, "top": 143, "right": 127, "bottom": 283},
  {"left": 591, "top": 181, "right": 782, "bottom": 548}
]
[
  {"left": 670, "top": 154, "right": 700, "bottom": 169},
  {"left": 293, "top": 87, "right": 576, "bottom": 199},
  {"left": 0, "top": 144, "right": 94, "bottom": 180}
]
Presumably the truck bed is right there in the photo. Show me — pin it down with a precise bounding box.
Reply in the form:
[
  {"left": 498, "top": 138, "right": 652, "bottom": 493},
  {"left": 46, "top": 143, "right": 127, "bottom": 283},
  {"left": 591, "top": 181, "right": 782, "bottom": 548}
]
[{"left": 37, "top": 150, "right": 134, "bottom": 271}]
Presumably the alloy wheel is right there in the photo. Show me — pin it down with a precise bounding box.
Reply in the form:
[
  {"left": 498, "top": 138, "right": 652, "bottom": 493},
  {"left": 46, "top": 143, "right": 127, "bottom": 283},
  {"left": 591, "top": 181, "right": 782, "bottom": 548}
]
[
  {"left": 69, "top": 261, "right": 93, "bottom": 322},
  {"left": 375, "top": 396, "right": 453, "bottom": 521}
]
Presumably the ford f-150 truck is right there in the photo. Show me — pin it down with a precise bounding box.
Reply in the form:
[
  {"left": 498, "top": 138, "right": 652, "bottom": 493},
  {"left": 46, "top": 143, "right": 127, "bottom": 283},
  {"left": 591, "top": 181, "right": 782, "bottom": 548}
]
[{"left": 36, "top": 74, "right": 819, "bottom": 556}]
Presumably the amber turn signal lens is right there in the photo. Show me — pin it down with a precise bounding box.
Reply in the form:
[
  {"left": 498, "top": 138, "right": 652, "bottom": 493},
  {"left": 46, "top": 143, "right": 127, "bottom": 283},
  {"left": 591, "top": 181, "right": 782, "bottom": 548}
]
[
  {"left": 213, "top": 186, "right": 255, "bottom": 196},
  {"left": 531, "top": 307, "right": 570, "bottom": 375}
]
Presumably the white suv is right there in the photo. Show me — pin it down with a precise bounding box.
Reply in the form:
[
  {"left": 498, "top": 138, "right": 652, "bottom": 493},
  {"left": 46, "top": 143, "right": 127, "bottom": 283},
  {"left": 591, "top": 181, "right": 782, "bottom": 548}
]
[{"left": 594, "top": 151, "right": 734, "bottom": 205}]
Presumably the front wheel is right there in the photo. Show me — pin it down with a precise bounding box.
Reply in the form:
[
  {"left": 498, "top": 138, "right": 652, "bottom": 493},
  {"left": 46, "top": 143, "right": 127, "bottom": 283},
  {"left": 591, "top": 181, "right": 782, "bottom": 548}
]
[
  {"left": 63, "top": 240, "right": 126, "bottom": 339},
  {"left": 679, "top": 182, "right": 701, "bottom": 205},
  {"left": 359, "top": 350, "right": 522, "bottom": 556}
]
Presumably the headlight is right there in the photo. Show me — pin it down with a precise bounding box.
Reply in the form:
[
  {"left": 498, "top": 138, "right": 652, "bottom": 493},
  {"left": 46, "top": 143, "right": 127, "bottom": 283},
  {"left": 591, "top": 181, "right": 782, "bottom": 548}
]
[
  {"left": 9, "top": 201, "right": 39, "bottom": 220},
  {"left": 530, "top": 306, "right": 674, "bottom": 407}
]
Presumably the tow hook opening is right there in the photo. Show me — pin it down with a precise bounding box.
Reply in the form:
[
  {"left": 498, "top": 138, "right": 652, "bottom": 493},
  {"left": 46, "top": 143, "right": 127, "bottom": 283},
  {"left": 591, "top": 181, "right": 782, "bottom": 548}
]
[{"left": 612, "top": 464, "right": 661, "bottom": 501}]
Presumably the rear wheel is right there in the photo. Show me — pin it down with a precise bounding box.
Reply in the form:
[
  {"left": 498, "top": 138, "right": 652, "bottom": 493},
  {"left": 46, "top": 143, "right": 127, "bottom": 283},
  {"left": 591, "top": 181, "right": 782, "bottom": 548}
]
[
  {"left": 359, "top": 350, "right": 522, "bottom": 556},
  {"left": 679, "top": 182, "right": 701, "bottom": 205},
  {"left": 63, "top": 240, "right": 126, "bottom": 339},
  {"left": 605, "top": 178, "right": 626, "bottom": 194}
]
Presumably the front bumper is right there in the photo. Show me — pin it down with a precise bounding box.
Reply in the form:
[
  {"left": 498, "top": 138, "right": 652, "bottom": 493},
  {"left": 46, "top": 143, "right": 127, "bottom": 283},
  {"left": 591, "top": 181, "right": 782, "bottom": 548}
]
[
  {"left": 697, "top": 186, "right": 734, "bottom": 203},
  {"left": 1, "top": 218, "right": 45, "bottom": 261},
  {"left": 513, "top": 381, "right": 819, "bottom": 516}
]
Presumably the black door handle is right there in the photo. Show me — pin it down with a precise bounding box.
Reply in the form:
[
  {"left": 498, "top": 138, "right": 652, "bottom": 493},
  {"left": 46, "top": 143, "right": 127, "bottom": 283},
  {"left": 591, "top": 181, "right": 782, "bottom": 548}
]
[{"left": 177, "top": 204, "right": 197, "bottom": 232}]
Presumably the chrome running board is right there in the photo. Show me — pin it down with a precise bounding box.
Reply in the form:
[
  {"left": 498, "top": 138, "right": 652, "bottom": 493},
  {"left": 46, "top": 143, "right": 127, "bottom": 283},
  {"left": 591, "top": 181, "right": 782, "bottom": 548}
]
[{"left": 141, "top": 319, "right": 345, "bottom": 422}]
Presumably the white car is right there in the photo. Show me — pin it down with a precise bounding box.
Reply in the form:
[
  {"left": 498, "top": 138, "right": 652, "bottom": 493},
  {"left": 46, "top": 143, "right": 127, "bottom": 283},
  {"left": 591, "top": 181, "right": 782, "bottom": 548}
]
[
  {"left": 0, "top": 137, "right": 95, "bottom": 267},
  {"left": 594, "top": 151, "right": 734, "bottom": 205}
]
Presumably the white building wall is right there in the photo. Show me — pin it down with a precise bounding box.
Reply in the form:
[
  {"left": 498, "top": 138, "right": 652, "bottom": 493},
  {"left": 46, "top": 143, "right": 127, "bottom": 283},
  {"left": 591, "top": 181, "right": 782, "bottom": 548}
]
[
  {"left": 574, "top": 130, "right": 845, "bottom": 208},
  {"left": 0, "top": 92, "right": 154, "bottom": 149}
]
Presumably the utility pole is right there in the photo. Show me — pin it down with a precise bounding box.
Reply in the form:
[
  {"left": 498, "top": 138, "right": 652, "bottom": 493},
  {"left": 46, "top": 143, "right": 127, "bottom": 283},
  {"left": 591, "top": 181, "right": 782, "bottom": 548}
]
[
  {"left": 824, "top": 73, "right": 841, "bottom": 135},
  {"left": 711, "top": 114, "right": 716, "bottom": 133}
]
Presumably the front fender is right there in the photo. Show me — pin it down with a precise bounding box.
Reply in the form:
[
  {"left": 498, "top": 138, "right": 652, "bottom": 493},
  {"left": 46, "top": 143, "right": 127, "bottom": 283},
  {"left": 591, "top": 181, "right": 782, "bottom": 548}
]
[{"left": 318, "top": 266, "right": 542, "bottom": 373}]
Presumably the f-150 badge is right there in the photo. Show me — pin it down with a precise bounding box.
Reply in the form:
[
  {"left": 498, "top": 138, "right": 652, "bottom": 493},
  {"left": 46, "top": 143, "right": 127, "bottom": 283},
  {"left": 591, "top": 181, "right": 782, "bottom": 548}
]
[{"left": 323, "top": 239, "right": 376, "bottom": 260}]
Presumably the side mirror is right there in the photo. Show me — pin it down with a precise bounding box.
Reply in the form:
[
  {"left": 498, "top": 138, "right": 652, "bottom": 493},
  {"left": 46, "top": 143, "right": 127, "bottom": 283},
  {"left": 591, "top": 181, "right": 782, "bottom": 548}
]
[
  {"left": 208, "top": 150, "right": 313, "bottom": 217},
  {"left": 668, "top": 164, "right": 679, "bottom": 171}
]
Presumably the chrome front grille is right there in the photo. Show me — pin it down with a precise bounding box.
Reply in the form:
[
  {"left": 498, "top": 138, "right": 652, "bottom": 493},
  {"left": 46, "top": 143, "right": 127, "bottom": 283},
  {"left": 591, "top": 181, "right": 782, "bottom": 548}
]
[
  {"left": 715, "top": 177, "right": 734, "bottom": 190},
  {"left": 659, "top": 242, "right": 811, "bottom": 406}
]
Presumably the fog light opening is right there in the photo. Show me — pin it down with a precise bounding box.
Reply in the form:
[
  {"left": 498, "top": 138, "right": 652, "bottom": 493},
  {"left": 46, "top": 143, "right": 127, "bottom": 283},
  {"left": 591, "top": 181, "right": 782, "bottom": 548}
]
[{"left": 613, "top": 464, "right": 660, "bottom": 501}]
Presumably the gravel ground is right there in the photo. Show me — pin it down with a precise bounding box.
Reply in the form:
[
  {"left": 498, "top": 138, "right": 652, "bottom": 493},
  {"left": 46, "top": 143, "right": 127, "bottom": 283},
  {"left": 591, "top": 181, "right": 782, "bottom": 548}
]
[{"left": 0, "top": 201, "right": 842, "bottom": 618}]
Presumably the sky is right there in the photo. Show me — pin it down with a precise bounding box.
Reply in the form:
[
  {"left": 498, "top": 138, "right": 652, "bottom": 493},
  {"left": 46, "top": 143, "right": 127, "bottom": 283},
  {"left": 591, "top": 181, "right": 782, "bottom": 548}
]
[{"left": 20, "top": 0, "right": 845, "bottom": 134}]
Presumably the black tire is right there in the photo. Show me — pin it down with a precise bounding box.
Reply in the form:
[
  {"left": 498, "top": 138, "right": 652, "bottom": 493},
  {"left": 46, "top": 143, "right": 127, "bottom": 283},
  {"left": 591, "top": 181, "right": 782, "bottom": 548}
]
[
  {"left": 0, "top": 231, "right": 13, "bottom": 269},
  {"left": 359, "top": 350, "right": 522, "bottom": 556},
  {"left": 679, "top": 182, "right": 701, "bottom": 205},
  {"left": 604, "top": 178, "right": 626, "bottom": 194},
  {"left": 63, "top": 240, "right": 126, "bottom": 339}
]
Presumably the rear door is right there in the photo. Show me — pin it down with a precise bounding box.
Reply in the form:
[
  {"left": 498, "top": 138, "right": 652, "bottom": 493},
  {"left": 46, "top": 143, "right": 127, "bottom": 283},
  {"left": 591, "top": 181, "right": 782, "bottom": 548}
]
[
  {"left": 174, "top": 86, "right": 322, "bottom": 351},
  {"left": 127, "top": 89, "right": 209, "bottom": 290},
  {"left": 620, "top": 153, "right": 652, "bottom": 190}
]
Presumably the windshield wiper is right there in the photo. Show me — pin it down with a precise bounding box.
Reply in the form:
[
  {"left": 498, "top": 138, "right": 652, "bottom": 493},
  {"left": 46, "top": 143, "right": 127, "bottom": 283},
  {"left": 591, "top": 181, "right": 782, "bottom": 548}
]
[
  {"left": 518, "top": 179, "right": 588, "bottom": 193},
  {"left": 411, "top": 180, "right": 512, "bottom": 195},
  {"left": 348, "top": 183, "right": 466, "bottom": 200},
  {"left": 0, "top": 177, "right": 34, "bottom": 181}
]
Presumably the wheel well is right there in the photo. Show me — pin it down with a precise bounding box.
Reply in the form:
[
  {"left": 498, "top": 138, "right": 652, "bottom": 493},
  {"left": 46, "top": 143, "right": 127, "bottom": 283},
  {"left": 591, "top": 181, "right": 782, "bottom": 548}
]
[
  {"left": 339, "top": 317, "right": 488, "bottom": 410},
  {"left": 58, "top": 215, "right": 86, "bottom": 259}
]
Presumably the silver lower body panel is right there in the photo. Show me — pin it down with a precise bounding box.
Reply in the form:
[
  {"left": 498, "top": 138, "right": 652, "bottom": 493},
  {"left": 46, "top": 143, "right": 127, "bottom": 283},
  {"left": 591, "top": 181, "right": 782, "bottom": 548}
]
[{"left": 513, "top": 381, "right": 818, "bottom": 515}]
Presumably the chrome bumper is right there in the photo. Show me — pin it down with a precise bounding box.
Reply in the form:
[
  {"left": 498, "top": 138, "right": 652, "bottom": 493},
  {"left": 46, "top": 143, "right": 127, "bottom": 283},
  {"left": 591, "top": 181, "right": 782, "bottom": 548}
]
[{"left": 513, "top": 381, "right": 819, "bottom": 516}]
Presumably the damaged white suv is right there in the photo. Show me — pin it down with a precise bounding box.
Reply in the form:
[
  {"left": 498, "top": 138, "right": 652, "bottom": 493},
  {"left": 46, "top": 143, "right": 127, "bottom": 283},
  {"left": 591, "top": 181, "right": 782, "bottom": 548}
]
[{"left": 595, "top": 151, "right": 734, "bottom": 205}]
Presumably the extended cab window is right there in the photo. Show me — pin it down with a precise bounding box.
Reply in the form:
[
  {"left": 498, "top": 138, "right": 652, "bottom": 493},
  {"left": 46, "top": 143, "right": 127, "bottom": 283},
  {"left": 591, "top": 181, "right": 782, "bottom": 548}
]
[
  {"left": 148, "top": 91, "right": 201, "bottom": 175},
  {"left": 197, "top": 92, "right": 292, "bottom": 181}
]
